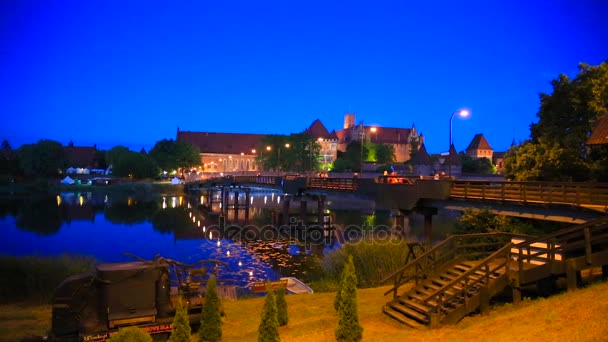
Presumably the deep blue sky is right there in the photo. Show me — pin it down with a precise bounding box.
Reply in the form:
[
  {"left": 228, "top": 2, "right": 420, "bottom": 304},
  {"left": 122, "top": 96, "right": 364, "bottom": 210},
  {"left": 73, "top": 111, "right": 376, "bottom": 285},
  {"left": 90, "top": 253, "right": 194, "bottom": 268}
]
[{"left": 1, "top": 1, "right": 607, "bottom": 154}]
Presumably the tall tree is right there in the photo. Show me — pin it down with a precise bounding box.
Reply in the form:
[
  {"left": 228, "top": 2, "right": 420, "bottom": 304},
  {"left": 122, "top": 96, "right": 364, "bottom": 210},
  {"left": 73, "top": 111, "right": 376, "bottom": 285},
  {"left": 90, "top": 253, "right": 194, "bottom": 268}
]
[
  {"left": 199, "top": 275, "right": 222, "bottom": 342},
  {"left": 169, "top": 297, "right": 191, "bottom": 342},
  {"left": 335, "top": 255, "right": 363, "bottom": 342},
  {"left": 275, "top": 285, "right": 288, "bottom": 326},
  {"left": 17, "top": 139, "right": 66, "bottom": 177},
  {"left": 509, "top": 60, "right": 608, "bottom": 181},
  {"left": 258, "top": 284, "right": 280, "bottom": 342},
  {"left": 331, "top": 141, "right": 367, "bottom": 172},
  {"left": 374, "top": 144, "right": 395, "bottom": 164},
  {"left": 149, "top": 139, "right": 200, "bottom": 173},
  {"left": 112, "top": 151, "right": 159, "bottom": 179}
]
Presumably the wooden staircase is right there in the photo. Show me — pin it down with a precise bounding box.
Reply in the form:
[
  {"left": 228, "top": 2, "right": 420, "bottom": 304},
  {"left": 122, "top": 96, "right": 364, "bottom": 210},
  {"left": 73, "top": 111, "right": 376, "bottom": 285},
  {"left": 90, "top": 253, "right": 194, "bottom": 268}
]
[
  {"left": 382, "top": 235, "right": 513, "bottom": 327},
  {"left": 382, "top": 217, "right": 608, "bottom": 328}
]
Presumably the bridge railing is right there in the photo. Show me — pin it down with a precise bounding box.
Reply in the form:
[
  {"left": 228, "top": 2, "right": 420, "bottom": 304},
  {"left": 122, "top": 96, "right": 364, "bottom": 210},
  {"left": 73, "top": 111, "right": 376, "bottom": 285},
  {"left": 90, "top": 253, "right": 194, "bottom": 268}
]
[
  {"left": 232, "top": 175, "right": 279, "bottom": 185},
  {"left": 307, "top": 177, "right": 357, "bottom": 191},
  {"left": 451, "top": 180, "right": 608, "bottom": 211}
]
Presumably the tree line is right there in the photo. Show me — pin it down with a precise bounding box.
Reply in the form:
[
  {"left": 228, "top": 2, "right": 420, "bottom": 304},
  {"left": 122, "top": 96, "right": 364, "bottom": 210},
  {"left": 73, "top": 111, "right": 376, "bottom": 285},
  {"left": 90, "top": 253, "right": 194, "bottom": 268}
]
[{"left": 0, "top": 138, "right": 201, "bottom": 180}]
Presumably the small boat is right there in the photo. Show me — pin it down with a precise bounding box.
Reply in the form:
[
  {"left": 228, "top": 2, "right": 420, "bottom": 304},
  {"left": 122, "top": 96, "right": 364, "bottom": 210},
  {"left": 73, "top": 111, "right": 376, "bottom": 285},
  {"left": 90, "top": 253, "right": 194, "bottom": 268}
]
[{"left": 281, "top": 277, "right": 314, "bottom": 294}]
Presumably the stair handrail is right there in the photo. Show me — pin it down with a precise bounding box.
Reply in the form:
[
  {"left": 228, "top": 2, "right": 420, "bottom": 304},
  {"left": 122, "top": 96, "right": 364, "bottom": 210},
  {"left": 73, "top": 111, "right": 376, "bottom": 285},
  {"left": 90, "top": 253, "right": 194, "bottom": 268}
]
[
  {"left": 512, "top": 216, "right": 608, "bottom": 265},
  {"left": 424, "top": 242, "right": 513, "bottom": 315},
  {"left": 381, "top": 232, "right": 519, "bottom": 298}
]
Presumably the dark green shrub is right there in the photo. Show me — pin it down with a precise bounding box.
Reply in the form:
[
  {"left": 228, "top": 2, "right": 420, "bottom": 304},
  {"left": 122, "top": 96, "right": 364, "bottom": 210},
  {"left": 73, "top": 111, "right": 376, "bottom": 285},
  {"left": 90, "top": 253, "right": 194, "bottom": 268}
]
[
  {"left": 275, "top": 286, "right": 288, "bottom": 326},
  {"left": 258, "top": 284, "right": 280, "bottom": 342},
  {"left": 199, "top": 275, "right": 222, "bottom": 342},
  {"left": 108, "top": 326, "right": 153, "bottom": 342},
  {"left": 335, "top": 255, "right": 363, "bottom": 342},
  {"left": 169, "top": 297, "right": 191, "bottom": 342}
]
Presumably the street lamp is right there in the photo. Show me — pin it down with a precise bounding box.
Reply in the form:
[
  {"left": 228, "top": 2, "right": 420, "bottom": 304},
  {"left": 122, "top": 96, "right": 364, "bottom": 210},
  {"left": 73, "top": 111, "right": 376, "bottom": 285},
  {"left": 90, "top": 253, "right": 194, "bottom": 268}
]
[
  {"left": 448, "top": 109, "right": 470, "bottom": 177},
  {"left": 278, "top": 143, "right": 290, "bottom": 172},
  {"left": 370, "top": 127, "right": 377, "bottom": 142}
]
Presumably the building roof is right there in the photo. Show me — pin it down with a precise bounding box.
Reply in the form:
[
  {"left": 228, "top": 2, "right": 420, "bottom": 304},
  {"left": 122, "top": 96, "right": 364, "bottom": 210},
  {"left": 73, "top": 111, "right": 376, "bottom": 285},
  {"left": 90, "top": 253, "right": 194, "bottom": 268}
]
[
  {"left": 587, "top": 114, "right": 608, "bottom": 145},
  {"left": 64, "top": 144, "right": 97, "bottom": 168},
  {"left": 335, "top": 125, "right": 411, "bottom": 144},
  {"left": 466, "top": 133, "right": 493, "bottom": 152},
  {"left": 410, "top": 142, "right": 432, "bottom": 165},
  {"left": 368, "top": 126, "right": 411, "bottom": 144},
  {"left": 305, "top": 119, "right": 332, "bottom": 139},
  {"left": 177, "top": 131, "right": 269, "bottom": 155}
]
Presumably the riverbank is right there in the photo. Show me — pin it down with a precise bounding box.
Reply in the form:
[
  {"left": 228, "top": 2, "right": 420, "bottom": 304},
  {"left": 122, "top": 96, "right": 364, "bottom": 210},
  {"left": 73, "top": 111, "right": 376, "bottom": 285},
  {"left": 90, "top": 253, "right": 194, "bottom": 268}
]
[
  {"left": 0, "top": 179, "right": 185, "bottom": 197},
  {"left": 2, "top": 281, "right": 607, "bottom": 342}
]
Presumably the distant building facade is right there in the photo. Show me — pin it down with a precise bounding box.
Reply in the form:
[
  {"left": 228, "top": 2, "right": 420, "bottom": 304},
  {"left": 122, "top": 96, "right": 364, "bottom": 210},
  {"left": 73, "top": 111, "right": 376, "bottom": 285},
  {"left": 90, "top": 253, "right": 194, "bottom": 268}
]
[
  {"left": 177, "top": 112, "right": 423, "bottom": 173},
  {"left": 176, "top": 130, "right": 265, "bottom": 172}
]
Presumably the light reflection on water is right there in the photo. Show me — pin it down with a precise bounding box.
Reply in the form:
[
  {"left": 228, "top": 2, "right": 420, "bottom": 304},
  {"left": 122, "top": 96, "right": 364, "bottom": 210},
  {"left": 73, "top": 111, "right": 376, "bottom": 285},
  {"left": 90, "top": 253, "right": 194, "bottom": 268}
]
[{"left": 0, "top": 190, "right": 459, "bottom": 288}]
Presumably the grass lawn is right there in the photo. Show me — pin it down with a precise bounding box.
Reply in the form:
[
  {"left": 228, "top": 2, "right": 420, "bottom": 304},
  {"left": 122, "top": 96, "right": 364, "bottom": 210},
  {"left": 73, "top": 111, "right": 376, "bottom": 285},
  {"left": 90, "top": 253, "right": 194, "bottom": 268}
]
[{"left": 2, "top": 282, "right": 607, "bottom": 342}]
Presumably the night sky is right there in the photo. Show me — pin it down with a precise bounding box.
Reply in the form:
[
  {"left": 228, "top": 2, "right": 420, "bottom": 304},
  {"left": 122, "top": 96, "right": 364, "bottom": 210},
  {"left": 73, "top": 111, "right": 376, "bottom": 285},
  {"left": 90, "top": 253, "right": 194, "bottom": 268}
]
[{"left": 1, "top": 0, "right": 607, "bottom": 154}]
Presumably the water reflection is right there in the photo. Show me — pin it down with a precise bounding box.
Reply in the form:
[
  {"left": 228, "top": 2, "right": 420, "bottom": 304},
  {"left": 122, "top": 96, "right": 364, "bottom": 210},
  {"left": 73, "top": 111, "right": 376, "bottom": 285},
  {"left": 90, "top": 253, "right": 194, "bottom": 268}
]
[{"left": 0, "top": 190, "right": 459, "bottom": 288}]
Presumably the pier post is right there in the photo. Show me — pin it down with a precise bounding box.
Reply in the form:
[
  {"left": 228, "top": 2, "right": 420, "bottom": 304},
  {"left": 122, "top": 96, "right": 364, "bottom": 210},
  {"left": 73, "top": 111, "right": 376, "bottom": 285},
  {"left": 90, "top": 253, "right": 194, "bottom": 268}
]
[
  {"left": 420, "top": 207, "right": 438, "bottom": 244},
  {"left": 282, "top": 195, "right": 291, "bottom": 225}
]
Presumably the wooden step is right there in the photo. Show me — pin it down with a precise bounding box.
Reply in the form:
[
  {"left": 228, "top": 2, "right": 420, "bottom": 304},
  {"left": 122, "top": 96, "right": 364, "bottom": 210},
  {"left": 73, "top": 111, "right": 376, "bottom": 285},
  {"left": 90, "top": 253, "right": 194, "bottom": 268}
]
[
  {"left": 401, "top": 298, "right": 433, "bottom": 314},
  {"left": 383, "top": 306, "right": 426, "bottom": 329},
  {"left": 389, "top": 303, "right": 429, "bottom": 323}
]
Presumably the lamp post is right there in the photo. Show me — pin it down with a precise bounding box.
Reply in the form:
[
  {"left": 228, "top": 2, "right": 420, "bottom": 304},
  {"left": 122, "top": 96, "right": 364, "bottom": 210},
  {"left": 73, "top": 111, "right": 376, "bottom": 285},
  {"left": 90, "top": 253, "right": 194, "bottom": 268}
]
[
  {"left": 448, "top": 109, "right": 470, "bottom": 177},
  {"left": 265, "top": 146, "right": 272, "bottom": 172}
]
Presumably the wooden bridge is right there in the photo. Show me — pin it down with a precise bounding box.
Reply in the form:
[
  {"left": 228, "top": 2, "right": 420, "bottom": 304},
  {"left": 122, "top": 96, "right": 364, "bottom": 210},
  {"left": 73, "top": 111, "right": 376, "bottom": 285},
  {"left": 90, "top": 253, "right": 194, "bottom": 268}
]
[
  {"left": 380, "top": 216, "right": 608, "bottom": 328},
  {"left": 187, "top": 176, "right": 608, "bottom": 214}
]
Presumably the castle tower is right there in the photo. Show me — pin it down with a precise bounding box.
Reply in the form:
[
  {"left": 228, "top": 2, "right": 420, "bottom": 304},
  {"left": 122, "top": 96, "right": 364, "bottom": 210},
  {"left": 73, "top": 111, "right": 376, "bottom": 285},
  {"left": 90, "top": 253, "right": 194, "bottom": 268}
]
[{"left": 344, "top": 113, "right": 355, "bottom": 129}]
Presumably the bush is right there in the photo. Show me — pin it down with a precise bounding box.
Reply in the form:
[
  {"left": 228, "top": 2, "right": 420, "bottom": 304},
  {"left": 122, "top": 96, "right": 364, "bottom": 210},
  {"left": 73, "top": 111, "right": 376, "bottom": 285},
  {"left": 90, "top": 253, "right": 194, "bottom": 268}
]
[
  {"left": 335, "top": 255, "right": 363, "bottom": 342},
  {"left": 258, "top": 284, "right": 280, "bottom": 342},
  {"left": 108, "top": 326, "right": 153, "bottom": 342},
  {"left": 169, "top": 298, "right": 191, "bottom": 342},
  {"left": 275, "top": 286, "right": 288, "bottom": 326},
  {"left": 199, "top": 275, "right": 222, "bottom": 342}
]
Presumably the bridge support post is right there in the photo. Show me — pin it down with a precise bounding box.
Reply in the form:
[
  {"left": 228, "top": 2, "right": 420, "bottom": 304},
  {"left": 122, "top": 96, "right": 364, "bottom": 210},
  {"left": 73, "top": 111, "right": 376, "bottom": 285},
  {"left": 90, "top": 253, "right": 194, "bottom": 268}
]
[
  {"left": 390, "top": 209, "right": 409, "bottom": 237},
  {"left": 300, "top": 199, "right": 308, "bottom": 224},
  {"left": 317, "top": 195, "right": 325, "bottom": 228},
  {"left": 420, "top": 207, "right": 438, "bottom": 244},
  {"left": 603, "top": 265, "right": 608, "bottom": 280},
  {"left": 234, "top": 191, "right": 239, "bottom": 221},
  {"left": 511, "top": 277, "right": 521, "bottom": 304},
  {"left": 282, "top": 195, "right": 291, "bottom": 225}
]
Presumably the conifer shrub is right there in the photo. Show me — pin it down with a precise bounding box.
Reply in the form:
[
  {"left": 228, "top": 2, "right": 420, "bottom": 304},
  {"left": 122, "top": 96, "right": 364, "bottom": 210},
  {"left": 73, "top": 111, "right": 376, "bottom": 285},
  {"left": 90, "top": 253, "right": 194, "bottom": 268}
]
[
  {"left": 275, "top": 285, "right": 288, "bottom": 326},
  {"left": 335, "top": 255, "right": 363, "bottom": 342},
  {"left": 108, "top": 326, "right": 153, "bottom": 342},
  {"left": 199, "top": 275, "right": 222, "bottom": 342},
  {"left": 258, "top": 284, "right": 280, "bottom": 342},
  {"left": 169, "top": 297, "right": 191, "bottom": 342}
]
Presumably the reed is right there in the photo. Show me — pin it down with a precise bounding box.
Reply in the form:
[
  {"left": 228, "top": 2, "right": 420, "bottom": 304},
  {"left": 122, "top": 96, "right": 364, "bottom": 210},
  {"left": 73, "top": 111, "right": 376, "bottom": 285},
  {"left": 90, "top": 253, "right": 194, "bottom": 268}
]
[
  {"left": 321, "top": 237, "right": 410, "bottom": 288},
  {"left": 0, "top": 254, "right": 96, "bottom": 304}
]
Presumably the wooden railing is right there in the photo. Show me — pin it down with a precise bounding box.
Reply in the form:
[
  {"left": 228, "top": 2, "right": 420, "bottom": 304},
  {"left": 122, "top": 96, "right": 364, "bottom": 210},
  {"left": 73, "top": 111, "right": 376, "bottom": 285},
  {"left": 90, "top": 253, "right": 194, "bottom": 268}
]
[
  {"left": 511, "top": 216, "right": 608, "bottom": 280},
  {"left": 425, "top": 243, "right": 512, "bottom": 316},
  {"left": 307, "top": 177, "right": 357, "bottom": 191},
  {"left": 381, "top": 232, "right": 527, "bottom": 298},
  {"left": 450, "top": 180, "right": 608, "bottom": 211}
]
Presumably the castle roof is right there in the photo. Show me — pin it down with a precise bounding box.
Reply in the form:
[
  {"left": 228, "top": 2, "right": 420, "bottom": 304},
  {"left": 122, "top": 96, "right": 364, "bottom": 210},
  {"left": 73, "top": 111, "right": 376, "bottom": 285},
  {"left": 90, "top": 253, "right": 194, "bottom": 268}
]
[
  {"left": 410, "top": 142, "right": 432, "bottom": 165},
  {"left": 466, "top": 133, "right": 493, "bottom": 151},
  {"left": 305, "top": 119, "right": 332, "bottom": 139},
  {"left": 177, "top": 131, "right": 268, "bottom": 155}
]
